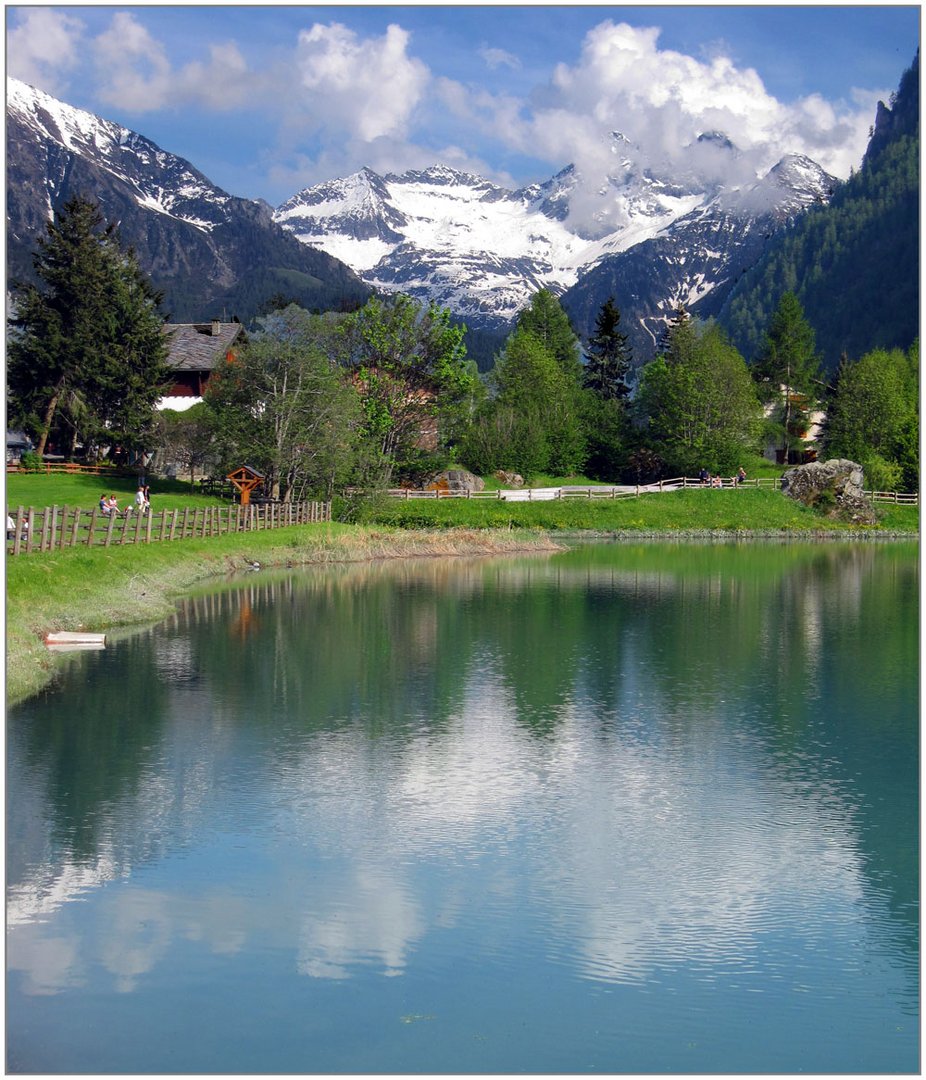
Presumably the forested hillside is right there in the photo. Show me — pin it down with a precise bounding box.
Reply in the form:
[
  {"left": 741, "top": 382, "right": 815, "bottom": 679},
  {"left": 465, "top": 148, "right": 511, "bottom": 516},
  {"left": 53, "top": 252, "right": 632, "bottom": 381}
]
[{"left": 719, "top": 52, "right": 919, "bottom": 369}]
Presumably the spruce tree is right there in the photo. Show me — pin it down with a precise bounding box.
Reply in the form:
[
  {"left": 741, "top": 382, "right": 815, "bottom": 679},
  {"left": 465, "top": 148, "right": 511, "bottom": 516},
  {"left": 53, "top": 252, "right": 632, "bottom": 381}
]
[
  {"left": 516, "top": 288, "right": 583, "bottom": 383},
  {"left": 661, "top": 303, "right": 696, "bottom": 365},
  {"left": 753, "top": 292, "right": 821, "bottom": 463},
  {"left": 8, "top": 196, "right": 169, "bottom": 457},
  {"left": 583, "top": 298, "right": 632, "bottom": 400}
]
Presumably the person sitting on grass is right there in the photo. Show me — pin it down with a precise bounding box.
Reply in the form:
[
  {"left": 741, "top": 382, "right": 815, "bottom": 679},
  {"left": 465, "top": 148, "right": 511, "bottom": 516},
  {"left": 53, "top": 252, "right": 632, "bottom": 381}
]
[
  {"left": 7, "top": 514, "right": 28, "bottom": 540},
  {"left": 107, "top": 494, "right": 123, "bottom": 517},
  {"left": 736, "top": 466, "right": 746, "bottom": 485},
  {"left": 100, "top": 494, "right": 111, "bottom": 515}
]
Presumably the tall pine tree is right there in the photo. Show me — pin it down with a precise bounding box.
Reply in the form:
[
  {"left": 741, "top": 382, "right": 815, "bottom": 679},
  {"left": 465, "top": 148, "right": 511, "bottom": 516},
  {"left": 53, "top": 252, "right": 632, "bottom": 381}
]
[
  {"left": 8, "top": 196, "right": 169, "bottom": 457},
  {"left": 753, "top": 292, "right": 821, "bottom": 463},
  {"left": 583, "top": 298, "right": 632, "bottom": 400},
  {"left": 516, "top": 288, "right": 583, "bottom": 384}
]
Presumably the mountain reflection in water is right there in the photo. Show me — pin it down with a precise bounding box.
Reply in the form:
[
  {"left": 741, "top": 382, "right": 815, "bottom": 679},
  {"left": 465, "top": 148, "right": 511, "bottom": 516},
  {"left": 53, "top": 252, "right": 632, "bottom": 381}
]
[{"left": 6, "top": 542, "right": 918, "bottom": 1074}]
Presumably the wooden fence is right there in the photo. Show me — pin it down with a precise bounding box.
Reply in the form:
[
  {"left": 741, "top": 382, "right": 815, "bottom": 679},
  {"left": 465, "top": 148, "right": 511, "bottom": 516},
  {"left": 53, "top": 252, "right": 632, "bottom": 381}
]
[
  {"left": 6, "top": 461, "right": 135, "bottom": 477},
  {"left": 387, "top": 476, "right": 919, "bottom": 504},
  {"left": 6, "top": 500, "right": 331, "bottom": 556}
]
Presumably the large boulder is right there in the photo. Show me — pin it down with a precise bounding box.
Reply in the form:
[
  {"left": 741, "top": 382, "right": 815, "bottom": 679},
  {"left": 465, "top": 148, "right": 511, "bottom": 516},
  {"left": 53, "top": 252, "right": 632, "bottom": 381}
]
[
  {"left": 494, "top": 470, "right": 524, "bottom": 488},
  {"left": 780, "top": 459, "right": 878, "bottom": 524},
  {"left": 426, "top": 469, "right": 485, "bottom": 494}
]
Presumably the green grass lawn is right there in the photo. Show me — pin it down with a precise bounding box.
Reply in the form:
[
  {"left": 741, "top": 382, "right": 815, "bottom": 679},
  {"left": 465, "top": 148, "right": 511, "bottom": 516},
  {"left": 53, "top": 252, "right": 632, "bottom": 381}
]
[
  {"left": 5, "top": 472, "right": 232, "bottom": 512},
  {"left": 355, "top": 487, "right": 920, "bottom": 533},
  {"left": 7, "top": 470, "right": 917, "bottom": 533}
]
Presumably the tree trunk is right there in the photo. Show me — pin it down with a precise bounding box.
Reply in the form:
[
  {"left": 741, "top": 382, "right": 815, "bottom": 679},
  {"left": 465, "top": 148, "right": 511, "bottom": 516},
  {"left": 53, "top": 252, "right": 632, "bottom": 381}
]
[{"left": 36, "top": 380, "right": 65, "bottom": 459}]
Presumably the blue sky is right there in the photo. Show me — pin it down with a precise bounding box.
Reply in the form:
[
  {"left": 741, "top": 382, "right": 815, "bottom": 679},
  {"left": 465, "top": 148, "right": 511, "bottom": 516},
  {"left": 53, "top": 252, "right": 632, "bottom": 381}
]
[{"left": 6, "top": 5, "right": 920, "bottom": 205}]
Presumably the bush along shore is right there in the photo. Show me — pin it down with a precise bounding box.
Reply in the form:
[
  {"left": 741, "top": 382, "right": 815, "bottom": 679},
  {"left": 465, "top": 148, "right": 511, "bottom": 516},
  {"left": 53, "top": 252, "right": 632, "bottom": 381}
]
[{"left": 6, "top": 523, "right": 564, "bottom": 706}]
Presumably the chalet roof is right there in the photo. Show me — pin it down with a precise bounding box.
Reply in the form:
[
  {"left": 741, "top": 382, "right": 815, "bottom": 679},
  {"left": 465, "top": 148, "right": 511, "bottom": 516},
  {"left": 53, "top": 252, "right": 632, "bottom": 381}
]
[{"left": 163, "top": 321, "right": 246, "bottom": 372}]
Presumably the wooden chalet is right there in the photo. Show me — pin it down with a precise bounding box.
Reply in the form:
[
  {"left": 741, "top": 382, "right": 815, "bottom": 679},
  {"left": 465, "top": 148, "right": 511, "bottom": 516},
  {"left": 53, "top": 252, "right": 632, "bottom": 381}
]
[{"left": 159, "top": 319, "right": 246, "bottom": 409}]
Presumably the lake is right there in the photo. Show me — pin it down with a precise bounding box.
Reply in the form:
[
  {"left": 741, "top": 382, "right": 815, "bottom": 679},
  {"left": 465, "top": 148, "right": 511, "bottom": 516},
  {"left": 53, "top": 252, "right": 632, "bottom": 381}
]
[{"left": 6, "top": 540, "right": 919, "bottom": 1074}]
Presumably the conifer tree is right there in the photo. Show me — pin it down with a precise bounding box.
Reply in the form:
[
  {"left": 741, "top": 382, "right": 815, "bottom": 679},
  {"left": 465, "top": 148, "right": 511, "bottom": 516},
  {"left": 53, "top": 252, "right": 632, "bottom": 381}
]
[
  {"left": 753, "top": 292, "right": 821, "bottom": 463},
  {"left": 8, "top": 196, "right": 169, "bottom": 457},
  {"left": 583, "top": 298, "right": 632, "bottom": 400},
  {"left": 516, "top": 288, "right": 583, "bottom": 383},
  {"left": 661, "top": 303, "right": 696, "bottom": 365}
]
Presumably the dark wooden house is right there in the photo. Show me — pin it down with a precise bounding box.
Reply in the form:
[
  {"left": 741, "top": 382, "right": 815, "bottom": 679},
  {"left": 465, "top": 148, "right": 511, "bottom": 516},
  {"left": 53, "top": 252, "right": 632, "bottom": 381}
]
[{"left": 159, "top": 320, "right": 247, "bottom": 408}]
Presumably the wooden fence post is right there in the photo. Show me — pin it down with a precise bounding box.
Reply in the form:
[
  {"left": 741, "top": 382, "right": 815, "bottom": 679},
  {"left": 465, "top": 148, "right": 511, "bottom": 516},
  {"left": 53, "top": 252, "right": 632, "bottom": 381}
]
[
  {"left": 170, "top": 510, "right": 178, "bottom": 541},
  {"left": 54, "top": 503, "right": 65, "bottom": 548},
  {"left": 71, "top": 508, "right": 81, "bottom": 548},
  {"left": 13, "top": 507, "right": 24, "bottom": 556},
  {"left": 104, "top": 510, "right": 116, "bottom": 547},
  {"left": 87, "top": 507, "right": 98, "bottom": 546},
  {"left": 181, "top": 508, "right": 189, "bottom": 539},
  {"left": 40, "top": 507, "right": 52, "bottom": 552}
]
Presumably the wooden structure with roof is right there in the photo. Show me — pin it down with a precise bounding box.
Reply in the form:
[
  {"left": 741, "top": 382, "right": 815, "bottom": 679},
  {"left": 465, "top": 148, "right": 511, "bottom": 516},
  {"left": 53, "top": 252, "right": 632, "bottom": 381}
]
[
  {"left": 226, "top": 465, "right": 265, "bottom": 506},
  {"left": 160, "top": 320, "right": 246, "bottom": 403}
]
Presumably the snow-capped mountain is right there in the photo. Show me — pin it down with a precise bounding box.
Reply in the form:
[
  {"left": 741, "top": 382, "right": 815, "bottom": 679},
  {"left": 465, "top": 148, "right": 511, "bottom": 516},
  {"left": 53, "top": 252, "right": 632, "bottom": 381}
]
[
  {"left": 6, "top": 76, "right": 838, "bottom": 357},
  {"left": 561, "top": 153, "right": 838, "bottom": 356},
  {"left": 6, "top": 78, "right": 370, "bottom": 321},
  {"left": 275, "top": 142, "right": 837, "bottom": 360}
]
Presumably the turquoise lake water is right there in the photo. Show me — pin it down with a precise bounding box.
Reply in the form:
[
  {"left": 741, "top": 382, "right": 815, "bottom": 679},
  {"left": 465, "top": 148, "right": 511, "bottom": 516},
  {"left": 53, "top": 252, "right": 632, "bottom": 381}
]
[{"left": 6, "top": 541, "right": 919, "bottom": 1073}]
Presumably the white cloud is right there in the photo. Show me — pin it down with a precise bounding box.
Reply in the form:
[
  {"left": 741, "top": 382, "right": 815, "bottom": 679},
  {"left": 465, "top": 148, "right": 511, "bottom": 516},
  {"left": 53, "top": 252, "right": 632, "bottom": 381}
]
[
  {"left": 479, "top": 44, "right": 521, "bottom": 72},
  {"left": 93, "top": 12, "right": 174, "bottom": 110},
  {"left": 529, "top": 20, "right": 874, "bottom": 182},
  {"left": 7, "top": 8, "right": 85, "bottom": 93},
  {"left": 93, "top": 12, "right": 258, "bottom": 113},
  {"left": 294, "top": 22, "right": 430, "bottom": 142},
  {"left": 20, "top": 11, "right": 883, "bottom": 206}
]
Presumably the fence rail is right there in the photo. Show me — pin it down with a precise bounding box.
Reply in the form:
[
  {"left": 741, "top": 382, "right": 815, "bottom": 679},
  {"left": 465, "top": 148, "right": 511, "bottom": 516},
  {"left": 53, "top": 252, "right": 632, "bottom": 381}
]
[
  {"left": 6, "top": 500, "right": 331, "bottom": 556},
  {"left": 387, "top": 476, "right": 918, "bottom": 504},
  {"left": 6, "top": 461, "right": 135, "bottom": 477}
]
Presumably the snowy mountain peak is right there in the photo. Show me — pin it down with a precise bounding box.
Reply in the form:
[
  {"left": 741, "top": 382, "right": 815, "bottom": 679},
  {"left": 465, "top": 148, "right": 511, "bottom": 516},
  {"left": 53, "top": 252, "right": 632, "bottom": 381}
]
[
  {"left": 272, "top": 144, "right": 838, "bottom": 338},
  {"left": 696, "top": 131, "right": 736, "bottom": 151},
  {"left": 7, "top": 76, "right": 233, "bottom": 231}
]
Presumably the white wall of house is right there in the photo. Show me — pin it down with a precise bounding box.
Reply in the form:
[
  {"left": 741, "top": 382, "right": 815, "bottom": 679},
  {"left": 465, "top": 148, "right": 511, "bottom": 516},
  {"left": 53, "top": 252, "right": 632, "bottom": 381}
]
[{"left": 156, "top": 395, "right": 203, "bottom": 412}]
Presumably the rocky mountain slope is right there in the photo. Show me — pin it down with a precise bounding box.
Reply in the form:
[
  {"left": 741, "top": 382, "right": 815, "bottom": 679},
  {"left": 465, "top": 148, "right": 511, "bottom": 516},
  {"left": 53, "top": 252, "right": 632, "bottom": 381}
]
[
  {"left": 6, "top": 78, "right": 370, "bottom": 322},
  {"left": 718, "top": 52, "right": 919, "bottom": 369},
  {"left": 6, "top": 76, "right": 846, "bottom": 361},
  {"left": 274, "top": 139, "right": 837, "bottom": 361}
]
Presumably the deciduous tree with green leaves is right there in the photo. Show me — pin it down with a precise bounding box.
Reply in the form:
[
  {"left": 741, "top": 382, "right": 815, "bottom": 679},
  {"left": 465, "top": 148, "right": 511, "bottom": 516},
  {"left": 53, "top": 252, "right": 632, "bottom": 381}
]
[
  {"left": 153, "top": 403, "right": 219, "bottom": 490},
  {"left": 823, "top": 341, "right": 919, "bottom": 492},
  {"left": 636, "top": 321, "right": 761, "bottom": 476},
  {"left": 336, "top": 294, "right": 480, "bottom": 485},
  {"left": 462, "top": 324, "right": 586, "bottom": 478},
  {"left": 7, "top": 195, "right": 169, "bottom": 458},
  {"left": 205, "top": 305, "right": 363, "bottom": 500},
  {"left": 516, "top": 288, "right": 584, "bottom": 384}
]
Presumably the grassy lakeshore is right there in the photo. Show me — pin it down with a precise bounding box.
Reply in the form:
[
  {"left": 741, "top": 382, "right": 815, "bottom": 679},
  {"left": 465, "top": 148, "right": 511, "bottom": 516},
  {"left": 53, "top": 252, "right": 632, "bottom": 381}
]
[
  {"left": 356, "top": 487, "right": 920, "bottom": 534},
  {"left": 5, "top": 523, "right": 563, "bottom": 706},
  {"left": 6, "top": 482, "right": 918, "bottom": 706}
]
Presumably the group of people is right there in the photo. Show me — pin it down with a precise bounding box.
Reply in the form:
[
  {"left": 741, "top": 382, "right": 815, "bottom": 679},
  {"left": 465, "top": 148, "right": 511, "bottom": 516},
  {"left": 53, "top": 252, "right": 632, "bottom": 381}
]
[
  {"left": 699, "top": 467, "right": 747, "bottom": 487},
  {"left": 99, "top": 486, "right": 150, "bottom": 517}
]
